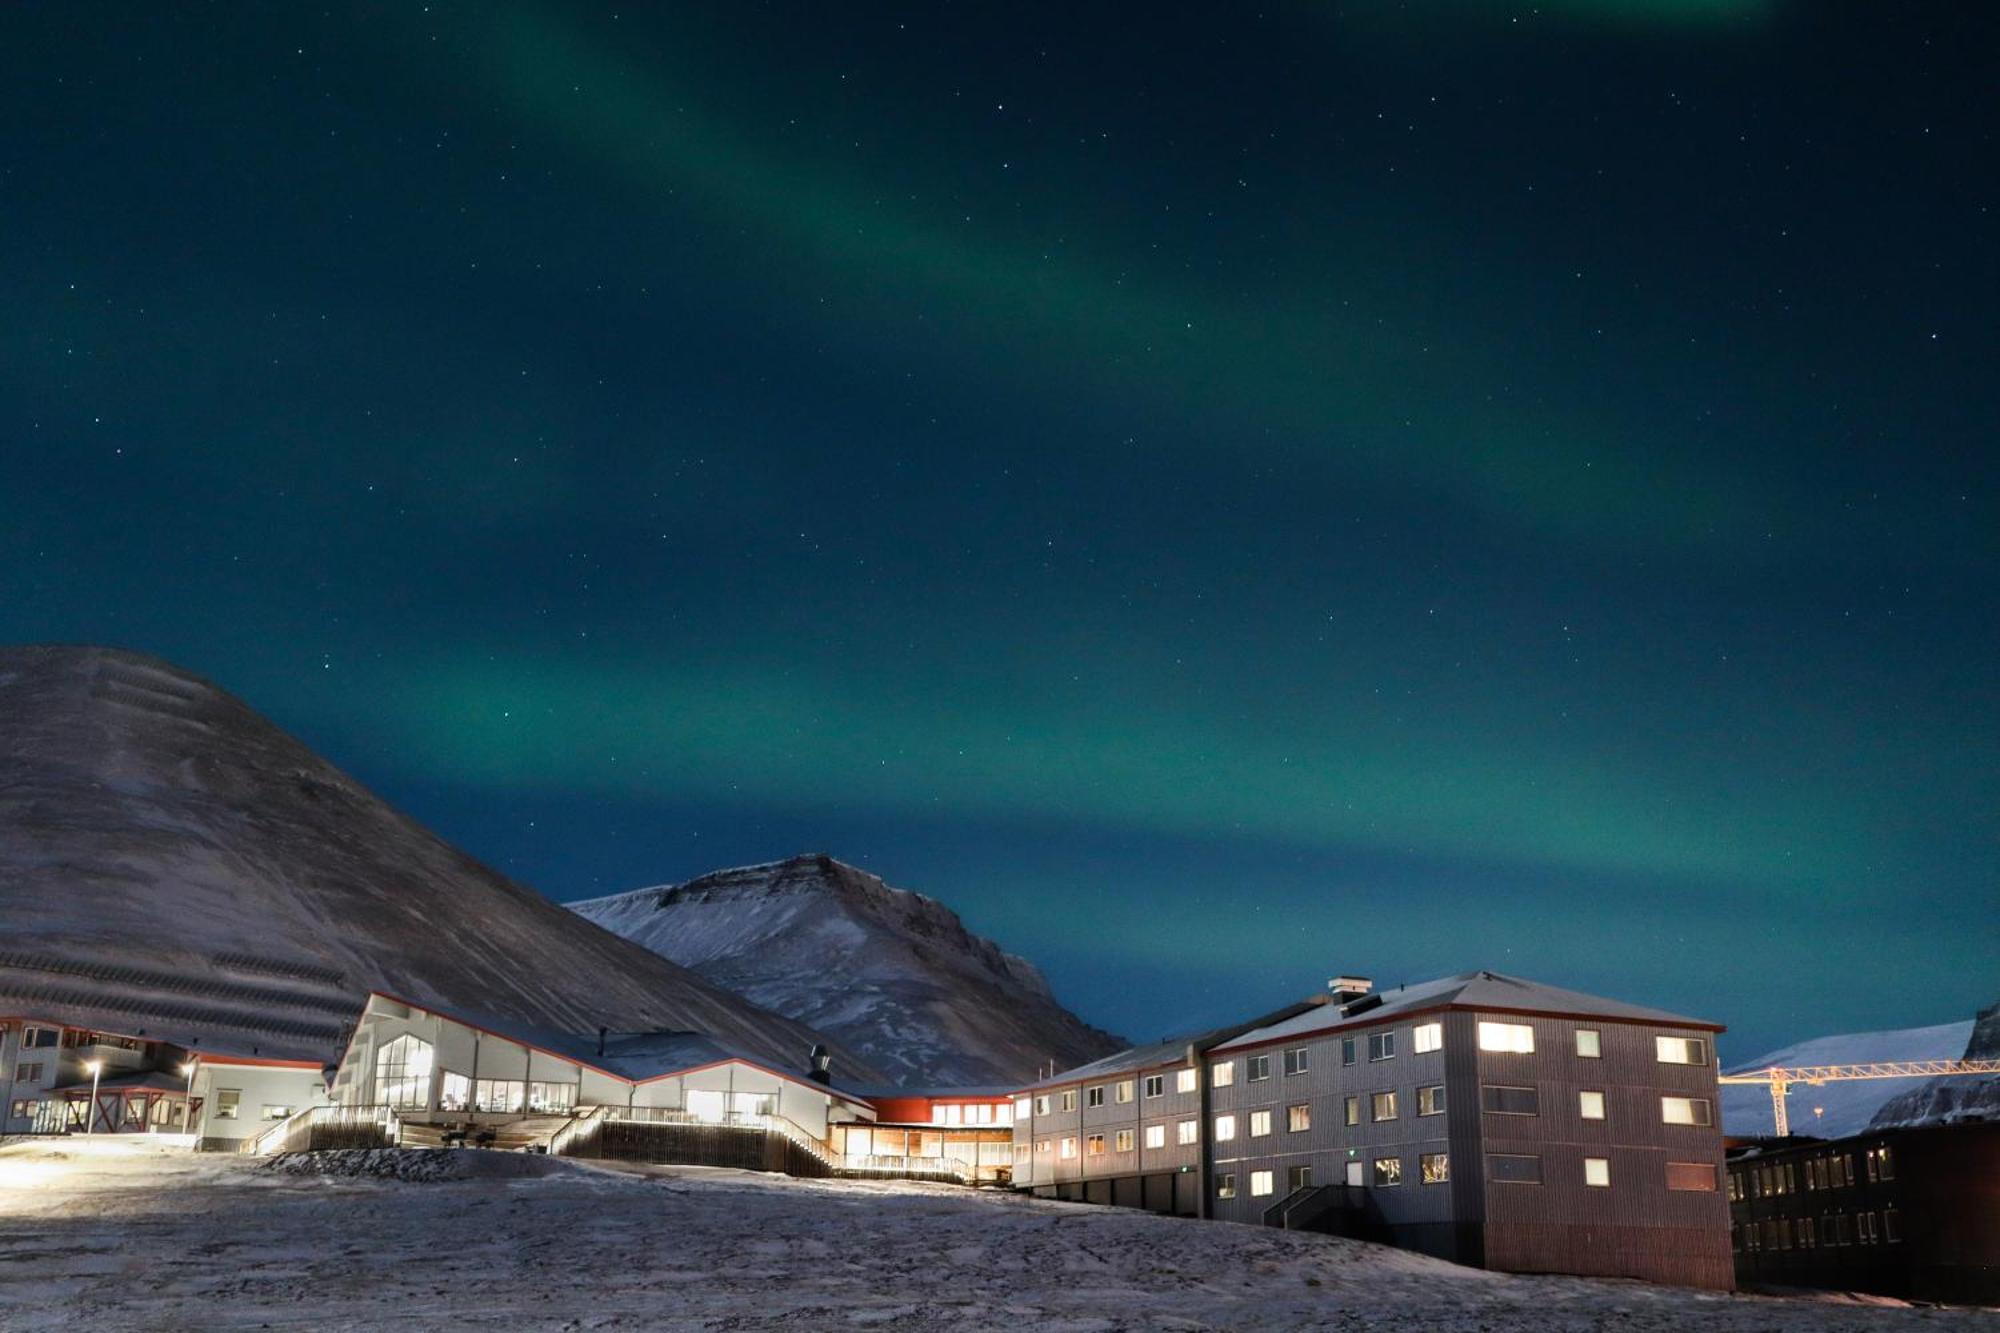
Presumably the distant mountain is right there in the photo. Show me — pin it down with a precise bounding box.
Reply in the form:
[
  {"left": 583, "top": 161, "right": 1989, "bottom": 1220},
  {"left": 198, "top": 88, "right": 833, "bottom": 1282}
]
[
  {"left": 1720, "top": 1018, "right": 1977, "bottom": 1138},
  {"left": 1870, "top": 1001, "right": 2000, "bottom": 1130},
  {"left": 0, "top": 646, "right": 875, "bottom": 1080},
  {"left": 572, "top": 854, "right": 1124, "bottom": 1088}
]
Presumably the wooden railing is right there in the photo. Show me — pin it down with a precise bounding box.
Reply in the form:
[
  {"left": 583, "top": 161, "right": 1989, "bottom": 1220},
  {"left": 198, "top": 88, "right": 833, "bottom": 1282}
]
[{"left": 241, "top": 1103, "right": 402, "bottom": 1156}]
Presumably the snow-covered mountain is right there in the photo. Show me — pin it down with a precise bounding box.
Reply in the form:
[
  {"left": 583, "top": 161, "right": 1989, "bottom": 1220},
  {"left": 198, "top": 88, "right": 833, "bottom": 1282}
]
[
  {"left": 0, "top": 646, "right": 877, "bottom": 1080},
  {"left": 1869, "top": 1000, "right": 2000, "bottom": 1130},
  {"left": 572, "top": 854, "right": 1123, "bottom": 1087},
  {"left": 1720, "top": 1017, "right": 1977, "bottom": 1138}
]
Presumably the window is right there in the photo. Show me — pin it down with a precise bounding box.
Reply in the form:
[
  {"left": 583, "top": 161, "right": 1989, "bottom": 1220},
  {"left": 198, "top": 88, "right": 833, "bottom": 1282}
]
[
  {"left": 1655, "top": 1036, "right": 1709, "bottom": 1066},
  {"left": 475, "top": 1079, "right": 524, "bottom": 1113},
  {"left": 1371, "top": 1091, "right": 1398, "bottom": 1122},
  {"left": 1584, "top": 1157, "right": 1611, "bottom": 1187},
  {"left": 262, "top": 1105, "right": 292, "bottom": 1120},
  {"left": 1413, "top": 1022, "right": 1442, "bottom": 1054},
  {"left": 1481, "top": 1085, "right": 1539, "bottom": 1116},
  {"left": 1059, "top": 1137, "right": 1078, "bottom": 1160},
  {"left": 1665, "top": 1161, "right": 1716, "bottom": 1191},
  {"left": 1284, "top": 1046, "right": 1309, "bottom": 1076},
  {"left": 1344, "top": 1095, "right": 1360, "bottom": 1126},
  {"left": 438, "top": 1072, "right": 472, "bottom": 1113},
  {"left": 1341, "top": 1037, "right": 1357, "bottom": 1066},
  {"left": 14, "top": 1063, "right": 41, "bottom": 1084},
  {"left": 1176, "top": 1068, "right": 1198, "bottom": 1094},
  {"left": 1478, "top": 1021, "right": 1534, "bottom": 1053},
  {"left": 1417, "top": 1084, "right": 1446, "bottom": 1116},
  {"left": 1288, "top": 1165, "right": 1313, "bottom": 1191},
  {"left": 23, "top": 1027, "right": 57, "bottom": 1049},
  {"left": 1883, "top": 1208, "right": 1901, "bottom": 1243},
  {"left": 1579, "top": 1090, "right": 1606, "bottom": 1120},
  {"left": 1144, "top": 1124, "right": 1166, "bottom": 1149},
  {"left": 1086, "top": 1134, "right": 1105, "bottom": 1155},
  {"left": 1060, "top": 1090, "right": 1077, "bottom": 1112},
  {"left": 1035, "top": 1139, "right": 1052, "bottom": 1155},
  {"left": 1114, "top": 1080, "right": 1133, "bottom": 1104},
  {"left": 1373, "top": 1157, "right": 1402, "bottom": 1187},
  {"left": 1085, "top": 1086, "right": 1105, "bottom": 1109},
  {"left": 1142, "top": 1074, "right": 1164, "bottom": 1099},
  {"left": 1015, "top": 1096, "right": 1033, "bottom": 1119},
  {"left": 1214, "top": 1114, "right": 1237, "bottom": 1142},
  {"left": 1487, "top": 1153, "right": 1543, "bottom": 1184},
  {"left": 1288, "top": 1103, "right": 1310, "bottom": 1132},
  {"left": 527, "top": 1081, "right": 576, "bottom": 1114},
  {"left": 373, "top": 1034, "right": 434, "bottom": 1111},
  {"left": 215, "top": 1088, "right": 241, "bottom": 1120},
  {"left": 1867, "top": 1144, "right": 1896, "bottom": 1181},
  {"left": 1575, "top": 1028, "right": 1601, "bottom": 1058},
  {"left": 1211, "top": 1061, "right": 1234, "bottom": 1088},
  {"left": 1034, "top": 1095, "right": 1050, "bottom": 1115},
  {"left": 1114, "top": 1129, "right": 1133, "bottom": 1152},
  {"left": 1345, "top": 1160, "right": 1364, "bottom": 1187},
  {"left": 1249, "top": 1110, "right": 1272, "bottom": 1137},
  {"left": 1215, "top": 1173, "right": 1236, "bottom": 1199},
  {"left": 1247, "top": 1054, "right": 1271, "bottom": 1081},
  {"left": 1420, "top": 1152, "right": 1450, "bottom": 1185},
  {"left": 1250, "top": 1170, "right": 1275, "bottom": 1197},
  {"left": 1177, "top": 1118, "right": 1199, "bottom": 1145},
  {"left": 1368, "top": 1032, "right": 1395, "bottom": 1062},
  {"left": 1660, "top": 1096, "right": 1713, "bottom": 1127}
]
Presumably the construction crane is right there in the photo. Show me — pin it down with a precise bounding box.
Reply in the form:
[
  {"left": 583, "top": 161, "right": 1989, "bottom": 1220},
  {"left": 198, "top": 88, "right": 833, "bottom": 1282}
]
[{"left": 1719, "top": 1059, "right": 2000, "bottom": 1137}]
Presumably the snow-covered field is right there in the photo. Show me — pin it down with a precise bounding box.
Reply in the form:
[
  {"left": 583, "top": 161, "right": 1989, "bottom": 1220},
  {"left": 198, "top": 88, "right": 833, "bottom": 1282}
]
[{"left": 0, "top": 1140, "right": 1991, "bottom": 1331}]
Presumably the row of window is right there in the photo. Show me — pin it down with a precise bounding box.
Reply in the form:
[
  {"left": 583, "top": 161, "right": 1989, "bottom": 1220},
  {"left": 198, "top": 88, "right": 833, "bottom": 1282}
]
[
  {"left": 1040, "top": 1118, "right": 1203, "bottom": 1158},
  {"left": 1025, "top": 1068, "right": 1201, "bottom": 1117},
  {"left": 1213, "top": 1154, "right": 1716, "bottom": 1197},
  {"left": 373, "top": 1035, "right": 580, "bottom": 1114},
  {"left": 1727, "top": 1145, "right": 1895, "bottom": 1201},
  {"left": 1737, "top": 1209, "right": 1901, "bottom": 1252}
]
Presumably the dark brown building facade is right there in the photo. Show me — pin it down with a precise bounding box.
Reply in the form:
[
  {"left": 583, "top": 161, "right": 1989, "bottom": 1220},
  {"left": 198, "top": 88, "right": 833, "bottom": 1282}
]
[{"left": 1727, "top": 1122, "right": 2000, "bottom": 1305}]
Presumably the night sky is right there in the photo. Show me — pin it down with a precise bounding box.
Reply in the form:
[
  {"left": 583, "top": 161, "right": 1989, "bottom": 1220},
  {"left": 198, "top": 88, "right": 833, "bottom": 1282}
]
[{"left": 4, "top": 3, "right": 1994, "bottom": 1060}]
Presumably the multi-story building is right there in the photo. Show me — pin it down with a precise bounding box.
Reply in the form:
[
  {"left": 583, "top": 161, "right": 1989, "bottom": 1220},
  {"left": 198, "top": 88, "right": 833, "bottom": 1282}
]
[
  {"left": 1726, "top": 1122, "right": 2000, "bottom": 1304},
  {"left": 1015, "top": 972, "right": 1734, "bottom": 1290}
]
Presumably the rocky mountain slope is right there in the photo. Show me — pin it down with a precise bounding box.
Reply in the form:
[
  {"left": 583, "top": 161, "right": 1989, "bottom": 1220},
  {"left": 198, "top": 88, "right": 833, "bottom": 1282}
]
[
  {"left": 572, "top": 854, "right": 1122, "bottom": 1087},
  {"left": 1720, "top": 1018, "right": 1976, "bottom": 1138},
  {"left": 0, "top": 645, "right": 875, "bottom": 1080},
  {"left": 1869, "top": 1000, "right": 2000, "bottom": 1129}
]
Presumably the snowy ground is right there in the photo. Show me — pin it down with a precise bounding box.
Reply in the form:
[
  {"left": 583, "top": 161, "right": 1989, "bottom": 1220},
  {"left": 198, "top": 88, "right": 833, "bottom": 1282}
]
[{"left": 0, "top": 1140, "right": 1993, "bottom": 1331}]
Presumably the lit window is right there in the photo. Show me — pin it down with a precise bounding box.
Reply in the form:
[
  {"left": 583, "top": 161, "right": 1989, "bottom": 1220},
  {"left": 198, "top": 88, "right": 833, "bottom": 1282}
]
[
  {"left": 474, "top": 1079, "right": 525, "bottom": 1113},
  {"left": 1344, "top": 1095, "right": 1360, "bottom": 1126},
  {"left": 1575, "top": 1028, "right": 1601, "bottom": 1058},
  {"left": 1249, "top": 1110, "right": 1272, "bottom": 1137},
  {"left": 1036, "top": 1139, "right": 1052, "bottom": 1155},
  {"left": 1478, "top": 1021, "right": 1534, "bottom": 1053},
  {"left": 1114, "top": 1129, "right": 1133, "bottom": 1152},
  {"left": 1413, "top": 1022, "right": 1442, "bottom": 1054},
  {"left": 262, "top": 1105, "right": 291, "bottom": 1121},
  {"left": 1482, "top": 1085, "right": 1538, "bottom": 1116},
  {"left": 1665, "top": 1161, "right": 1716, "bottom": 1191},
  {"left": 1086, "top": 1134, "right": 1105, "bottom": 1155},
  {"left": 439, "top": 1072, "right": 471, "bottom": 1112},
  {"left": 938, "top": 1104, "right": 962, "bottom": 1125},
  {"left": 527, "top": 1081, "right": 576, "bottom": 1114},
  {"left": 1211, "top": 1061, "right": 1235, "bottom": 1088},
  {"left": 1214, "top": 1114, "right": 1237, "bottom": 1142},
  {"left": 1371, "top": 1091, "right": 1398, "bottom": 1122},
  {"left": 1579, "top": 1090, "right": 1606, "bottom": 1120},
  {"left": 1368, "top": 1032, "right": 1395, "bottom": 1061},
  {"left": 1015, "top": 1097, "right": 1032, "bottom": 1119},
  {"left": 1216, "top": 1173, "right": 1236, "bottom": 1199},
  {"left": 1655, "top": 1036, "right": 1709, "bottom": 1066},
  {"left": 1288, "top": 1165, "right": 1313, "bottom": 1191},
  {"left": 373, "top": 1034, "right": 433, "bottom": 1111},
  {"left": 1417, "top": 1084, "right": 1446, "bottom": 1116},
  {"left": 1344, "top": 1160, "right": 1363, "bottom": 1186},
  {"left": 1373, "top": 1157, "right": 1402, "bottom": 1187},
  {"left": 1660, "top": 1096, "right": 1712, "bottom": 1127},
  {"left": 1420, "top": 1152, "right": 1450, "bottom": 1184},
  {"left": 1059, "top": 1137, "right": 1078, "bottom": 1159},
  {"left": 1283, "top": 1046, "right": 1309, "bottom": 1075},
  {"left": 1584, "top": 1157, "right": 1611, "bottom": 1187},
  {"left": 1288, "top": 1103, "right": 1310, "bottom": 1132},
  {"left": 1487, "top": 1153, "right": 1542, "bottom": 1184},
  {"left": 1114, "top": 1080, "right": 1133, "bottom": 1104},
  {"left": 1142, "top": 1074, "right": 1164, "bottom": 1098},
  {"left": 1144, "top": 1124, "right": 1165, "bottom": 1149},
  {"left": 1247, "top": 1054, "right": 1271, "bottom": 1081},
  {"left": 1177, "top": 1118, "right": 1199, "bottom": 1145},
  {"left": 1250, "top": 1170, "right": 1275, "bottom": 1197},
  {"left": 1340, "top": 1037, "right": 1356, "bottom": 1066},
  {"left": 1060, "top": 1090, "right": 1077, "bottom": 1112},
  {"left": 1085, "top": 1086, "right": 1105, "bottom": 1109},
  {"left": 1176, "top": 1068, "right": 1198, "bottom": 1094}
]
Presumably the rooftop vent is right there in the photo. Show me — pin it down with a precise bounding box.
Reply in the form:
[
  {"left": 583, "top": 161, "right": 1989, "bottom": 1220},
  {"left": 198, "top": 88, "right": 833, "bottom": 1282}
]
[
  {"left": 1328, "top": 975, "right": 1373, "bottom": 1005},
  {"left": 808, "top": 1043, "right": 833, "bottom": 1086}
]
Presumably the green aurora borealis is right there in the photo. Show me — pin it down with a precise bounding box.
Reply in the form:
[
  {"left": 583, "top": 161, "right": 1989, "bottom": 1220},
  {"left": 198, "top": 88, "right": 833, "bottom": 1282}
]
[{"left": 2, "top": 3, "right": 1993, "bottom": 1055}]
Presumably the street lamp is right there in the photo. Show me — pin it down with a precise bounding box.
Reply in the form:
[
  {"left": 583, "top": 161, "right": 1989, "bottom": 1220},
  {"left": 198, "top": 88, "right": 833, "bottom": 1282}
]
[{"left": 84, "top": 1060, "right": 102, "bottom": 1136}]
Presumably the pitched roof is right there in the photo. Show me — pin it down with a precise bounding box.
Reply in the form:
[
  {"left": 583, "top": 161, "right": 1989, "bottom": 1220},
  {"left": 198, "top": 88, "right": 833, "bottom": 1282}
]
[{"left": 1209, "top": 971, "right": 1722, "bottom": 1054}]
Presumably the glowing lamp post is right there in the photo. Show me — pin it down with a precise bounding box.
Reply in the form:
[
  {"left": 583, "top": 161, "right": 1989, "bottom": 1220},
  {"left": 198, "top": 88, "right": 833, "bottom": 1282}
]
[{"left": 84, "top": 1060, "right": 102, "bottom": 1136}]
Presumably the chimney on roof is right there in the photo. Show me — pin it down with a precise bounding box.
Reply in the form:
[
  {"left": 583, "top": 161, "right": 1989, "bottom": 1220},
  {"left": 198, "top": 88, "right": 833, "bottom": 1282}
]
[
  {"left": 808, "top": 1044, "right": 832, "bottom": 1085},
  {"left": 1328, "top": 975, "right": 1373, "bottom": 1005},
  {"left": 597, "top": 1026, "right": 608, "bottom": 1058}
]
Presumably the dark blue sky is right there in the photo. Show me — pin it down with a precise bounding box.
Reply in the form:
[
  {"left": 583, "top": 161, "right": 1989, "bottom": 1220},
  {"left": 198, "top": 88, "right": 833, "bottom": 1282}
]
[{"left": 3, "top": 2, "right": 1993, "bottom": 1059}]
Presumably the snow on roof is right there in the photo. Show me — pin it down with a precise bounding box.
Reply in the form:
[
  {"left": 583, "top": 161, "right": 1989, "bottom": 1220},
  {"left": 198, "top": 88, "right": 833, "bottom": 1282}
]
[{"left": 1210, "top": 971, "right": 1721, "bottom": 1054}]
